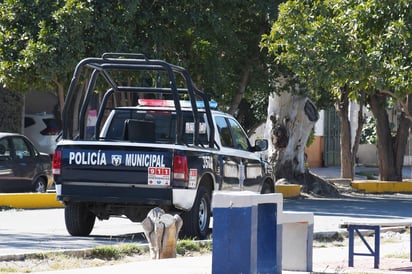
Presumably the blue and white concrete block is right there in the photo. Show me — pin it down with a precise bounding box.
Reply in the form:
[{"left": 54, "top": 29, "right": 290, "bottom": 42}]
[{"left": 212, "top": 191, "right": 283, "bottom": 274}]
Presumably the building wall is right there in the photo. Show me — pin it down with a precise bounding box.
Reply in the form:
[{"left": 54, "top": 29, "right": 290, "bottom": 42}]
[
  {"left": 356, "top": 144, "right": 377, "bottom": 166},
  {"left": 24, "top": 91, "right": 58, "bottom": 114},
  {"left": 305, "top": 136, "right": 324, "bottom": 168}
]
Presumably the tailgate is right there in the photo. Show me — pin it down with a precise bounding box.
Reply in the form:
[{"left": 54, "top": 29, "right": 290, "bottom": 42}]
[{"left": 58, "top": 145, "right": 173, "bottom": 186}]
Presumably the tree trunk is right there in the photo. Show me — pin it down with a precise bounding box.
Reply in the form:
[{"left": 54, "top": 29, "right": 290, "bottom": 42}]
[
  {"left": 337, "top": 87, "right": 353, "bottom": 179},
  {"left": 368, "top": 93, "right": 410, "bottom": 181},
  {"left": 265, "top": 91, "right": 339, "bottom": 197},
  {"left": 395, "top": 109, "right": 411, "bottom": 178},
  {"left": 227, "top": 68, "right": 250, "bottom": 116},
  {"left": 53, "top": 78, "right": 65, "bottom": 115},
  {"left": 336, "top": 86, "right": 363, "bottom": 179},
  {"left": 352, "top": 101, "right": 364, "bottom": 173},
  {"left": 266, "top": 92, "right": 318, "bottom": 178}
]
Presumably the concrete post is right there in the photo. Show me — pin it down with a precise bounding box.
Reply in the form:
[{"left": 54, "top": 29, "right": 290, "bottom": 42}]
[
  {"left": 279, "top": 211, "right": 314, "bottom": 272},
  {"left": 142, "top": 207, "right": 183, "bottom": 259}
]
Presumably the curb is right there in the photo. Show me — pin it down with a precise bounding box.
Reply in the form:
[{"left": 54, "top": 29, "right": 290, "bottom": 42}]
[
  {"left": 276, "top": 185, "right": 302, "bottom": 198},
  {"left": 0, "top": 192, "right": 64, "bottom": 209},
  {"left": 351, "top": 180, "right": 412, "bottom": 193}
]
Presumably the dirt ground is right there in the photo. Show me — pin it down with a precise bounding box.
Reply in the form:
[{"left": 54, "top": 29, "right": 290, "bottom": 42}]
[{"left": 312, "top": 230, "right": 412, "bottom": 274}]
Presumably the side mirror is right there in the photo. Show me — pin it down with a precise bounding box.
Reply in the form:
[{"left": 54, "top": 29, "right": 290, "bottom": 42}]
[{"left": 254, "top": 139, "right": 268, "bottom": 152}]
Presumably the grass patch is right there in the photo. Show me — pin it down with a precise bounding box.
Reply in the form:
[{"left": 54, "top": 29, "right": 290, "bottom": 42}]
[
  {"left": 176, "top": 240, "right": 212, "bottom": 256},
  {"left": 89, "top": 244, "right": 147, "bottom": 260},
  {"left": 313, "top": 232, "right": 346, "bottom": 248},
  {"left": 0, "top": 241, "right": 212, "bottom": 273},
  {"left": 89, "top": 246, "right": 122, "bottom": 260},
  {"left": 385, "top": 252, "right": 409, "bottom": 259},
  {"left": 0, "top": 266, "right": 22, "bottom": 273},
  {"left": 0, "top": 244, "right": 150, "bottom": 273},
  {"left": 314, "top": 232, "right": 345, "bottom": 242}
]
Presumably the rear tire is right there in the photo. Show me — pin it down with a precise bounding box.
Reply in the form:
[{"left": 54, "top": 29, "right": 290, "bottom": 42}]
[
  {"left": 65, "top": 203, "right": 96, "bottom": 236},
  {"left": 180, "top": 185, "right": 211, "bottom": 240}
]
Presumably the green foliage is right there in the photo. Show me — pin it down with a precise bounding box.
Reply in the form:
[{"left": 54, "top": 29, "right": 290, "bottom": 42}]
[
  {"left": 0, "top": 0, "right": 91, "bottom": 91},
  {"left": 261, "top": 0, "right": 412, "bottom": 108},
  {"left": 360, "top": 116, "right": 377, "bottom": 144},
  {"left": 306, "top": 128, "right": 315, "bottom": 147},
  {"left": 0, "top": 0, "right": 278, "bottom": 132}
]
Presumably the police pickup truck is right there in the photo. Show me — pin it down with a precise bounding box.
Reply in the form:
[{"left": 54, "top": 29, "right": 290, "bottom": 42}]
[{"left": 53, "top": 53, "right": 274, "bottom": 239}]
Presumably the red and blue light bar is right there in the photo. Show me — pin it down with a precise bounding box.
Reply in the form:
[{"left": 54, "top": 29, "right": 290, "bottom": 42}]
[{"left": 138, "top": 99, "right": 218, "bottom": 109}]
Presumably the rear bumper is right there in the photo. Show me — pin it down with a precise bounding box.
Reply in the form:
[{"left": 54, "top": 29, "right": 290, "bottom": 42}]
[{"left": 56, "top": 183, "right": 172, "bottom": 206}]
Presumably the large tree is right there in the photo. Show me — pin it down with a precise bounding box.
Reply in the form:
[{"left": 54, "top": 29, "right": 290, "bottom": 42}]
[
  {"left": 0, "top": 0, "right": 93, "bottom": 114},
  {"left": 262, "top": 0, "right": 412, "bottom": 181},
  {"left": 0, "top": 0, "right": 276, "bottom": 134}
]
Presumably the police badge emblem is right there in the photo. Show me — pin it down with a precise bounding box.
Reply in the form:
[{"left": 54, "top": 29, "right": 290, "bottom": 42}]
[{"left": 111, "top": 155, "right": 122, "bottom": 166}]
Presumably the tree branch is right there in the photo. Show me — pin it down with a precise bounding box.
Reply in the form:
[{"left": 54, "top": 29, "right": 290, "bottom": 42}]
[
  {"left": 380, "top": 89, "right": 412, "bottom": 122},
  {"left": 228, "top": 68, "right": 251, "bottom": 116}
]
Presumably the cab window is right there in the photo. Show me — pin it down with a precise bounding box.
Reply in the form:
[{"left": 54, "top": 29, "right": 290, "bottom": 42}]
[
  {"left": 228, "top": 118, "right": 250, "bottom": 151},
  {"left": 215, "top": 117, "right": 233, "bottom": 148}
]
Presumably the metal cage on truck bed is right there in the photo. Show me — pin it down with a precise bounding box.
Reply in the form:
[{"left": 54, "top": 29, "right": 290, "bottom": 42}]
[{"left": 62, "top": 53, "right": 215, "bottom": 148}]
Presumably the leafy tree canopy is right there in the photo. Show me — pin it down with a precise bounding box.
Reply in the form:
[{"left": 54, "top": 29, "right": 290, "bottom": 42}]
[
  {"left": 261, "top": 0, "right": 412, "bottom": 181},
  {"left": 261, "top": 0, "right": 412, "bottom": 110},
  {"left": 0, "top": 0, "right": 92, "bottom": 91},
  {"left": 0, "top": 0, "right": 278, "bottom": 132}
]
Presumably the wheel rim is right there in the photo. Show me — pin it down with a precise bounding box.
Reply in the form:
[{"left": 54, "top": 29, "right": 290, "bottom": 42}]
[
  {"left": 198, "top": 197, "right": 208, "bottom": 231},
  {"left": 35, "top": 180, "right": 46, "bottom": 192}
]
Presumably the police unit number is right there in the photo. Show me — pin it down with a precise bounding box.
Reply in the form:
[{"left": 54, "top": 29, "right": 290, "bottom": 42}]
[{"left": 201, "top": 155, "right": 213, "bottom": 169}]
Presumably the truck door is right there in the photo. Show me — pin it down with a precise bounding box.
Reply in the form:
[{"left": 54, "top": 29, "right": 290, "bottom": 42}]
[{"left": 215, "top": 116, "right": 263, "bottom": 192}]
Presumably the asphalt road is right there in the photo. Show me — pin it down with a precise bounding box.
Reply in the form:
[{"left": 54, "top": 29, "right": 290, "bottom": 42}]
[
  {"left": 1, "top": 193, "right": 412, "bottom": 258},
  {"left": 283, "top": 193, "right": 412, "bottom": 219},
  {"left": 0, "top": 208, "right": 146, "bottom": 257}
]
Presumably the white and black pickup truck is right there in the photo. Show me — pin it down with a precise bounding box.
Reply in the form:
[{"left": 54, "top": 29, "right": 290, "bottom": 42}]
[{"left": 53, "top": 53, "right": 274, "bottom": 239}]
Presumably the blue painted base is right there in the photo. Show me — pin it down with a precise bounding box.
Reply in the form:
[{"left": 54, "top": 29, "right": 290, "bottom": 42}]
[{"left": 212, "top": 202, "right": 281, "bottom": 274}]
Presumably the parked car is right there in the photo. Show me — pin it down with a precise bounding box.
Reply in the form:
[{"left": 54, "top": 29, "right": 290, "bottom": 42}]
[
  {"left": 0, "top": 133, "right": 53, "bottom": 193},
  {"left": 24, "top": 113, "right": 61, "bottom": 156}
]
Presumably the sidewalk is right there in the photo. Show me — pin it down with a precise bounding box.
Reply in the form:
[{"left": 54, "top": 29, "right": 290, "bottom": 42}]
[
  {"left": 34, "top": 237, "right": 411, "bottom": 274},
  {"left": 31, "top": 208, "right": 412, "bottom": 273},
  {"left": 311, "top": 165, "right": 412, "bottom": 180}
]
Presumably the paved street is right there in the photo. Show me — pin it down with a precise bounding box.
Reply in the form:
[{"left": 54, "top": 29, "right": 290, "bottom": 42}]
[
  {"left": 285, "top": 194, "right": 412, "bottom": 219},
  {"left": 1, "top": 192, "right": 412, "bottom": 258},
  {"left": 0, "top": 208, "right": 146, "bottom": 257}
]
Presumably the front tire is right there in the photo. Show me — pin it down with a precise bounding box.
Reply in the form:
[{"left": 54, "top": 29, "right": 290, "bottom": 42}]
[
  {"left": 261, "top": 180, "right": 274, "bottom": 194},
  {"left": 65, "top": 203, "right": 96, "bottom": 236},
  {"left": 33, "top": 177, "right": 47, "bottom": 193},
  {"left": 180, "top": 185, "right": 211, "bottom": 240}
]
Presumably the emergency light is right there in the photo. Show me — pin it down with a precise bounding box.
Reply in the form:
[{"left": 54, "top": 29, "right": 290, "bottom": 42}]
[{"left": 138, "top": 99, "right": 218, "bottom": 109}]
